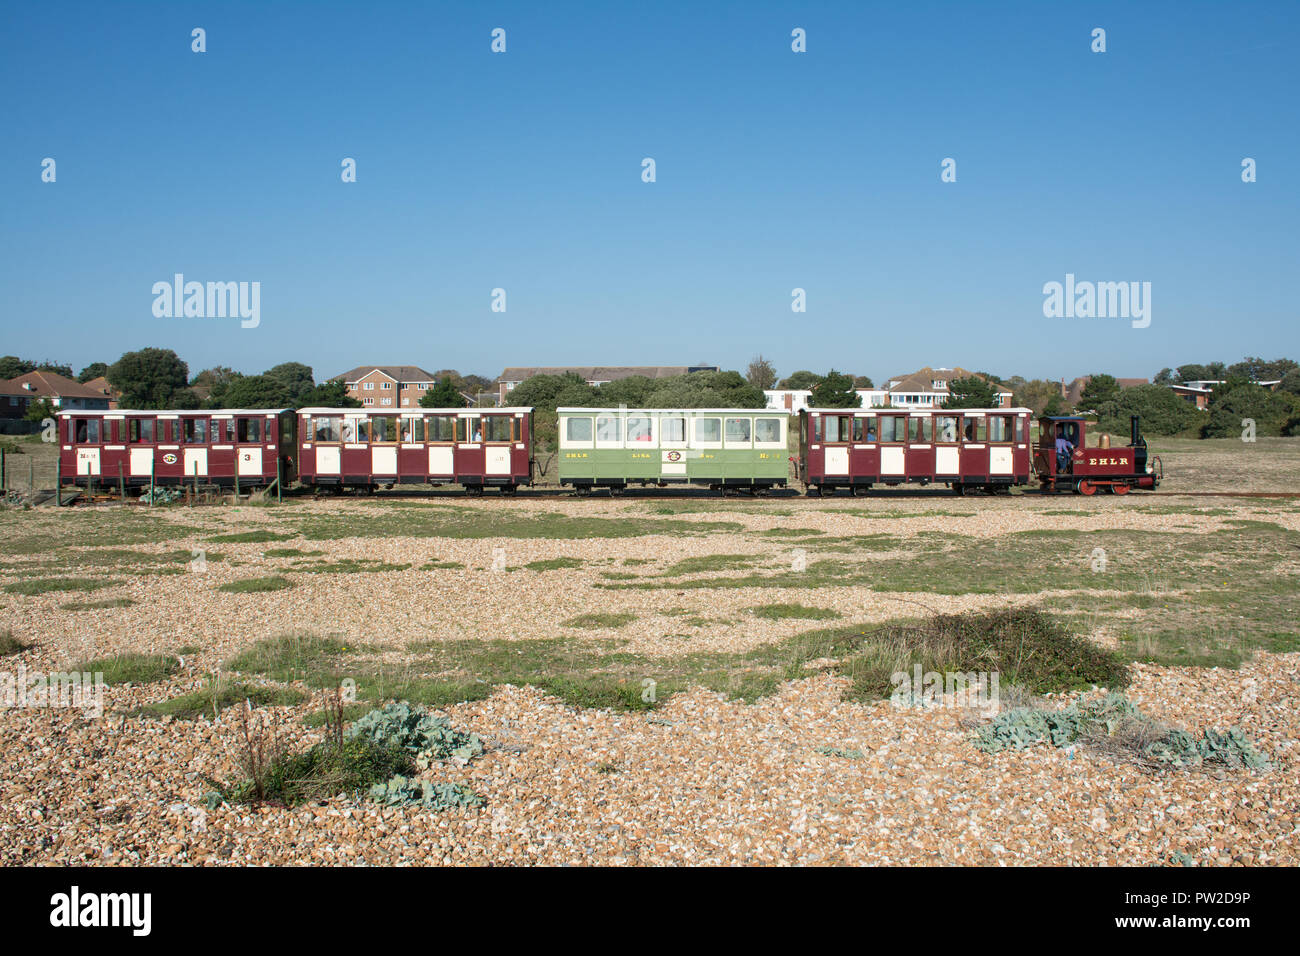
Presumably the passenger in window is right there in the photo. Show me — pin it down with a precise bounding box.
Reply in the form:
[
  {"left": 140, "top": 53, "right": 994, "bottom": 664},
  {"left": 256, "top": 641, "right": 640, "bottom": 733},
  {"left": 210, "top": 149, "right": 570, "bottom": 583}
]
[
  {"left": 866, "top": 423, "right": 877, "bottom": 441},
  {"left": 473, "top": 424, "right": 482, "bottom": 442},
  {"left": 964, "top": 420, "right": 976, "bottom": 441}
]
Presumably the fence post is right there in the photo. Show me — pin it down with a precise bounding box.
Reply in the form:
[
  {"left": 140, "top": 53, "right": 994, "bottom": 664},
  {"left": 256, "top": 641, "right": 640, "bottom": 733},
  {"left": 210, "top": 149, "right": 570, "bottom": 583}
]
[
  {"left": 277, "top": 456, "right": 282, "bottom": 503},
  {"left": 193, "top": 461, "right": 199, "bottom": 503},
  {"left": 119, "top": 461, "right": 125, "bottom": 503},
  {"left": 29, "top": 458, "right": 34, "bottom": 500},
  {"left": 235, "top": 464, "right": 240, "bottom": 501},
  {"left": 1, "top": 446, "right": 6, "bottom": 493},
  {"left": 56, "top": 456, "right": 61, "bottom": 507},
  {"left": 149, "top": 452, "right": 155, "bottom": 506}
]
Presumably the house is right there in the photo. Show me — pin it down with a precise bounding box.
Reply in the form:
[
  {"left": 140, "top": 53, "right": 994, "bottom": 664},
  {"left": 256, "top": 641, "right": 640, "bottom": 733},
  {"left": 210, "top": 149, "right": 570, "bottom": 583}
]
[
  {"left": 880, "top": 367, "right": 1013, "bottom": 409},
  {"left": 81, "top": 376, "right": 120, "bottom": 410},
  {"left": 494, "top": 365, "right": 720, "bottom": 404},
  {"left": 332, "top": 365, "right": 439, "bottom": 408},
  {"left": 1061, "top": 376, "right": 1148, "bottom": 408},
  {"left": 764, "top": 389, "right": 813, "bottom": 413},
  {"left": 0, "top": 370, "right": 111, "bottom": 419},
  {"left": 1165, "top": 379, "right": 1280, "bottom": 411}
]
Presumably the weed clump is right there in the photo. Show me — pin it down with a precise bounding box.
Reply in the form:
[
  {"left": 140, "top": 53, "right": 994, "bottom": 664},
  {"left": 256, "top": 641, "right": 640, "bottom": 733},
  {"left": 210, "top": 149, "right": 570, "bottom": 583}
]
[{"left": 974, "top": 692, "right": 1268, "bottom": 770}]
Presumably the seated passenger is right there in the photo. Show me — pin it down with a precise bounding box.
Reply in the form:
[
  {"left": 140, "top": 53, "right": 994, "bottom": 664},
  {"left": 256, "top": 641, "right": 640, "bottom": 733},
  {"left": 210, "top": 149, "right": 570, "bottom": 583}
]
[{"left": 964, "top": 420, "right": 976, "bottom": 441}]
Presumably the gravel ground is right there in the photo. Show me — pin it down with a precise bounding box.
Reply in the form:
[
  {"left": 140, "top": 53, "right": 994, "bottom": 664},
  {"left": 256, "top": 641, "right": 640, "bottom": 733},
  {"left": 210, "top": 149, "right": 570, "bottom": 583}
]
[{"left": 2, "top": 484, "right": 1298, "bottom": 866}]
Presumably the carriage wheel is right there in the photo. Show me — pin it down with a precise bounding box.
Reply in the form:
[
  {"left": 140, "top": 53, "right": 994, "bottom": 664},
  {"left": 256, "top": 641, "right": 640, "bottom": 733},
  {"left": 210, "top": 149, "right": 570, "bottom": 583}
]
[{"left": 1077, "top": 480, "right": 1097, "bottom": 496}]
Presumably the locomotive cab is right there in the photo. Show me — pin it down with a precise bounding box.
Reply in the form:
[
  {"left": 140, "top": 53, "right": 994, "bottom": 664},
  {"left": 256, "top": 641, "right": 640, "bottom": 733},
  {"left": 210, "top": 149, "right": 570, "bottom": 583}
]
[{"left": 1034, "top": 415, "right": 1160, "bottom": 495}]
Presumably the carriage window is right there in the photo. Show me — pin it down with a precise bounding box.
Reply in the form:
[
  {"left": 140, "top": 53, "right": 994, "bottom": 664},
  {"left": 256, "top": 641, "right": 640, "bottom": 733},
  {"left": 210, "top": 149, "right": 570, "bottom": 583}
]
[
  {"left": 852, "top": 418, "right": 864, "bottom": 442},
  {"left": 183, "top": 419, "right": 208, "bottom": 444},
  {"left": 428, "top": 416, "right": 456, "bottom": 442},
  {"left": 596, "top": 417, "right": 622, "bottom": 443},
  {"left": 128, "top": 419, "right": 154, "bottom": 443},
  {"left": 220, "top": 419, "right": 235, "bottom": 442},
  {"left": 878, "top": 416, "right": 903, "bottom": 443},
  {"left": 963, "top": 419, "right": 988, "bottom": 442},
  {"left": 935, "top": 416, "right": 959, "bottom": 443},
  {"left": 482, "top": 416, "right": 514, "bottom": 442},
  {"left": 661, "top": 417, "right": 685, "bottom": 443},
  {"left": 988, "top": 416, "right": 1013, "bottom": 442},
  {"left": 341, "top": 419, "right": 365, "bottom": 443},
  {"left": 370, "top": 416, "right": 400, "bottom": 442},
  {"left": 908, "top": 418, "right": 933, "bottom": 442},
  {"left": 694, "top": 418, "right": 721, "bottom": 443},
  {"left": 822, "top": 416, "right": 847, "bottom": 443},
  {"left": 75, "top": 419, "right": 100, "bottom": 443},
  {"left": 399, "top": 419, "right": 418, "bottom": 442},
  {"left": 626, "top": 416, "right": 653, "bottom": 442},
  {"left": 314, "top": 416, "right": 342, "bottom": 442},
  {"left": 237, "top": 418, "right": 262, "bottom": 443},
  {"left": 863, "top": 417, "right": 878, "bottom": 441},
  {"left": 725, "top": 418, "right": 751, "bottom": 442},
  {"left": 566, "top": 417, "right": 593, "bottom": 442},
  {"left": 754, "top": 418, "right": 782, "bottom": 443}
]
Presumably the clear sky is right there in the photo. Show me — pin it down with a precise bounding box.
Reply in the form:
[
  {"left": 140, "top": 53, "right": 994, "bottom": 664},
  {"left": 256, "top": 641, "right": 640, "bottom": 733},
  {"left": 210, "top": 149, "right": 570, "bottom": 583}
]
[{"left": 2, "top": 0, "right": 1297, "bottom": 386}]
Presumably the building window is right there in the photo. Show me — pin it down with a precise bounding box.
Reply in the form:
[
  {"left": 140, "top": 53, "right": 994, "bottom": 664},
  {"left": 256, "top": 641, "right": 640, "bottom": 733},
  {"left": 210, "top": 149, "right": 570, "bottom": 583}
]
[
  {"left": 364, "top": 397, "right": 374, "bottom": 406},
  {"left": 363, "top": 382, "right": 374, "bottom": 391},
  {"left": 932, "top": 380, "right": 946, "bottom": 390},
  {"left": 381, "top": 397, "right": 392, "bottom": 406},
  {"left": 381, "top": 382, "right": 392, "bottom": 390}
]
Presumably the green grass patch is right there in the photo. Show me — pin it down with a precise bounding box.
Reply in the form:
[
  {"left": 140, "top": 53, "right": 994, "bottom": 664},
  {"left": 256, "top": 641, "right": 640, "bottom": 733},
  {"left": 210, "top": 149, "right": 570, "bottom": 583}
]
[
  {"left": 217, "top": 575, "right": 295, "bottom": 593},
  {"left": 523, "top": 557, "right": 585, "bottom": 571},
  {"left": 421, "top": 560, "right": 465, "bottom": 570},
  {"left": 292, "top": 510, "right": 744, "bottom": 541},
  {"left": 748, "top": 602, "right": 842, "bottom": 621},
  {"left": 3, "top": 577, "right": 117, "bottom": 595},
  {"left": 137, "top": 682, "right": 308, "bottom": 720},
  {"left": 290, "top": 560, "right": 411, "bottom": 574},
  {"left": 661, "top": 553, "right": 757, "bottom": 575},
  {"left": 0, "top": 631, "right": 31, "bottom": 656},
  {"left": 73, "top": 652, "right": 179, "bottom": 685},
  {"left": 562, "top": 612, "right": 636, "bottom": 629},
  {"left": 263, "top": 547, "right": 325, "bottom": 558},
  {"left": 59, "top": 597, "right": 136, "bottom": 611},
  {"left": 204, "top": 530, "right": 297, "bottom": 543}
]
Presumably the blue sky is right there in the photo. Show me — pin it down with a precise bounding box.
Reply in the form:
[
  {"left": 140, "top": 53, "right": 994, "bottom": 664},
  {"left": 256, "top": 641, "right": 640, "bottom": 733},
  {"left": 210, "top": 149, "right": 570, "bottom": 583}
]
[{"left": 2, "top": 1, "right": 1297, "bottom": 386}]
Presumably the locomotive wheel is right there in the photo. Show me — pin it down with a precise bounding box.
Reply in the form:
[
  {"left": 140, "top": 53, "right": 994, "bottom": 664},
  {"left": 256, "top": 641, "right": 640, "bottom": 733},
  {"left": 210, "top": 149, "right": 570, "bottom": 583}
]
[
  {"left": 952, "top": 483, "right": 965, "bottom": 496},
  {"left": 1077, "top": 480, "right": 1097, "bottom": 496},
  {"left": 1111, "top": 483, "right": 1130, "bottom": 496}
]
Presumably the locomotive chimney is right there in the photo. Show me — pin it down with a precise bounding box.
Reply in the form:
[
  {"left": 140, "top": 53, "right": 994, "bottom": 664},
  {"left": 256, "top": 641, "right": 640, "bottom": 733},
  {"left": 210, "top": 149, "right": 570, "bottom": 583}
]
[{"left": 1130, "top": 415, "right": 1140, "bottom": 446}]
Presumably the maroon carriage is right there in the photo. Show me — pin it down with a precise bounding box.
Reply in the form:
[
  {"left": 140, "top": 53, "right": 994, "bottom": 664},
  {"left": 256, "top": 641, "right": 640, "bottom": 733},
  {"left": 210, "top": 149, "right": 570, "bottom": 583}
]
[
  {"left": 1034, "top": 415, "right": 1161, "bottom": 495},
  {"left": 796, "top": 407, "right": 1034, "bottom": 495},
  {"left": 295, "top": 407, "right": 534, "bottom": 493},
  {"left": 58, "top": 409, "right": 296, "bottom": 490}
]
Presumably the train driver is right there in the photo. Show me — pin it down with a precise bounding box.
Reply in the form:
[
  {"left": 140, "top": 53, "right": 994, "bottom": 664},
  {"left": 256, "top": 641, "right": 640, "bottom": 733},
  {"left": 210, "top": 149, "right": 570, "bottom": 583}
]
[{"left": 1055, "top": 423, "right": 1076, "bottom": 472}]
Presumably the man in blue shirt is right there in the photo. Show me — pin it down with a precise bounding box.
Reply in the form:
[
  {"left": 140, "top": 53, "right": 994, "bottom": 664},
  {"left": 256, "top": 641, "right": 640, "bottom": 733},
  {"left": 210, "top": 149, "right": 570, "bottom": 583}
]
[{"left": 1055, "top": 426, "right": 1075, "bottom": 472}]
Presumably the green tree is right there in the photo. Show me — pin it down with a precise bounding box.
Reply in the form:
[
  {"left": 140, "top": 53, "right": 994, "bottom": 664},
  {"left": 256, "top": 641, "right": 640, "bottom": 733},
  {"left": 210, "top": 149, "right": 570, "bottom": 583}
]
[
  {"left": 852, "top": 375, "right": 874, "bottom": 389},
  {"left": 1153, "top": 368, "right": 1175, "bottom": 385},
  {"left": 943, "top": 376, "right": 997, "bottom": 409},
  {"left": 1200, "top": 380, "right": 1300, "bottom": 439},
  {"left": 1078, "top": 374, "right": 1120, "bottom": 410},
  {"left": 108, "top": 348, "right": 190, "bottom": 408},
  {"left": 221, "top": 374, "right": 295, "bottom": 409},
  {"left": 778, "top": 370, "right": 821, "bottom": 390},
  {"left": 1012, "top": 379, "right": 1065, "bottom": 415},
  {"left": 419, "top": 380, "right": 467, "bottom": 408},
  {"left": 1175, "top": 363, "right": 1226, "bottom": 383},
  {"left": 1278, "top": 367, "right": 1300, "bottom": 397},
  {"left": 37, "top": 361, "right": 74, "bottom": 378},
  {"left": 23, "top": 397, "right": 57, "bottom": 423},
  {"left": 1094, "top": 384, "right": 1202, "bottom": 436},
  {"left": 77, "top": 362, "right": 109, "bottom": 383},
  {"left": 746, "top": 355, "right": 777, "bottom": 390},
  {"left": 296, "top": 380, "right": 360, "bottom": 408},
  {"left": 1226, "top": 356, "right": 1298, "bottom": 383},
  {"left": 810, "top": 370, "right": 860, "bottom": 408},
  {"left": 0, "top": 356, "right": 35, "bottom": 379},
  {"left": 265, "top": 362, "right": 315, "bottom": 402}
]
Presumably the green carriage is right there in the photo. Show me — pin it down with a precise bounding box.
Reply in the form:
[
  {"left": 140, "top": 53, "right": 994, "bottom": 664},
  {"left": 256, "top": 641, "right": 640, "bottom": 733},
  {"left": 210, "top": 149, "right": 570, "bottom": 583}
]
[{"left": 556, "top": 407, "right": 790, "bottom": 491}]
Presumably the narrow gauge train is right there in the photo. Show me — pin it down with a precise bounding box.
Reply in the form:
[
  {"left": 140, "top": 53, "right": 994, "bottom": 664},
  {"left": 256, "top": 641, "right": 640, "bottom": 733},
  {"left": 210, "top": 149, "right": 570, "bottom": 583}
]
[
  {"left": 555, "top": 407, "right": 790, "bottom": 492},
  {"left": 56, "top": 406, "right": 535, "bottom": 494},
  {"left": 797, "top": 406, "right": 1160, "bottom": 495},
  {"left": 56, "top": 404, "right": 1159, "bottom": 498}
]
